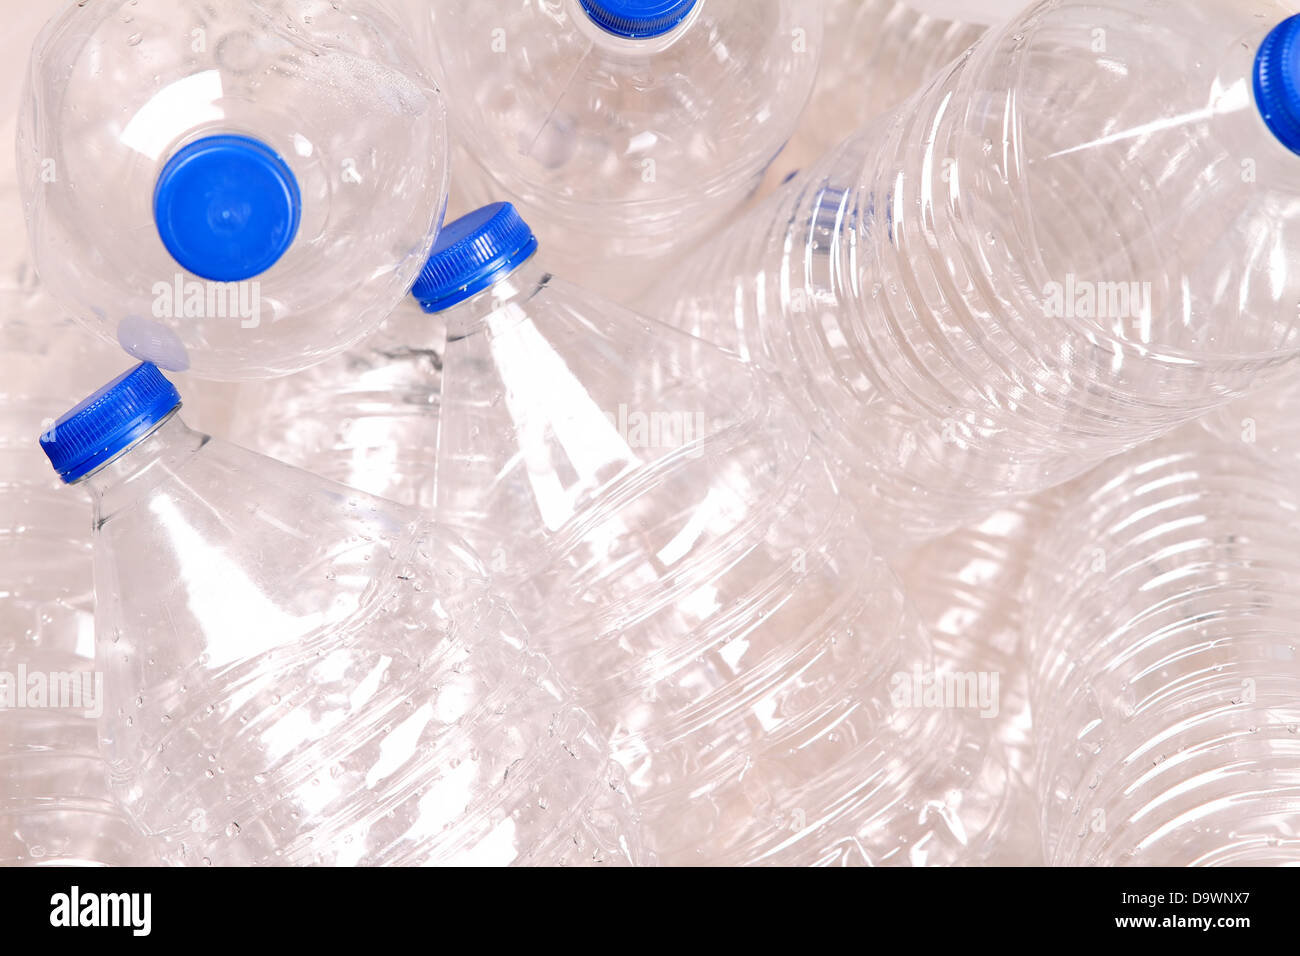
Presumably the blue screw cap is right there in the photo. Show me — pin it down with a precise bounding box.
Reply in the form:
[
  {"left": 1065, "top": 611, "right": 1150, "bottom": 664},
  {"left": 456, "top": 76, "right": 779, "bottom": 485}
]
[
  {"left": 411, "top": 203, "right": 539, "bottom": 313},
  {"left": 577, "top": 0, "right": 698, "bottom": 38},
  {"left": 153, "top": 134, "right": 302, "bottom": 282},
  {"left": 1255, "top": 14, "right": 1300, "bottom": 157},
  {"left": 40, "top": 363, "right": 182, "bottom": 484}
]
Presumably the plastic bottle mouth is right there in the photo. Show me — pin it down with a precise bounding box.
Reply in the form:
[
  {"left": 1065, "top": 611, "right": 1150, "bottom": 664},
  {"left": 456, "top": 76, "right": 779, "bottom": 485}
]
[
  {"left": 39, "top": 363, "right": 182, "bottom": 484},
  {"left": 153, "top": 134, "right": 302, "bottom": 282},
  {"left": 1254, "top": 14, "right": 1300, "bottom": 157},
  {"left": 575, "top": 0, "right": 699, "bottom": 39},
  {"left": 411, "top": 203, "right": 539, "bottom": 314}
]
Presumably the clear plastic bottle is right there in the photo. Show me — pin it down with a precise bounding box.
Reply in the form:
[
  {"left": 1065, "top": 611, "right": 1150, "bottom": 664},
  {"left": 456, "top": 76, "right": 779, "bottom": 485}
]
[
  {"left": 1203, "top": 375, "right": 1300, "bottom": 475},
  {"left": 228, "top": 296, "right": 446, "bottom": 512},
  {"left": 758, "top": 0, "right": 985, "bottom": 195},
  {"left": 38, "top": 363, "right": 641, "bottom": 866},
  {"left": 1026, "top": 427, "right": 1300, "bottom": 865},
  {"left": 660, "top": 1, "right": 1300, "bottom": 550},
  {"left": 898, "top": 496, "right": 1057, "bottom": 866},
  {"left": 430, "top": 0, "right": 823, "bottom": 302},
  {"left": 0, "top": 292, "right": 154, "bottom": 866},
  {"left": 17, "top": 0, "right": 449, "bottom": 381},
  {"left": 0, "top": 180, "right": 39, "bottom": 294},
  {"left": 0, "top": 0, "right": 56, "bottom": 292},
  {"left": 348, "top": 202, "right": 1009, "bottom": 865}
]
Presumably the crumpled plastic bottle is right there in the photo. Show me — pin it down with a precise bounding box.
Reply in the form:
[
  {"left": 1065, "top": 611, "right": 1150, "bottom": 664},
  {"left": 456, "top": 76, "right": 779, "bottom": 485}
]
[
  {"left": 39, "top": 362, "right": 642, "bottom": 866},
  {"left": 1027, "top": 427, "right": 1300, "bottom": 865}
]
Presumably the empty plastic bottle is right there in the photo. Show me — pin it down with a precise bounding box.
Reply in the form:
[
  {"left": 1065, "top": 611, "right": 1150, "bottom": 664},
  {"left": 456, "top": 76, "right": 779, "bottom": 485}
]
[
  {"left": 229, "top": 297, "right": 446, "bottom": 512},
  {"left": 660, "top": 0, "right": 1300, "bottom": 550},
  {"left": 1204, "top": 375, "right": 1300, "bottom": 475},
  {"left": 0, "top": 1, "right": 55, "bottom": 292},
  {"left": 0, "top": 181, "right": 38, "bottom": 294},
  {"left": 1026, "top": 427, "right": 1300, "bottom": 865},
  {"left": 18, "top": 0, "right": 449, "bottom": 381},
  {"left": 38, "top": 362, "right": 641, "bottom": 866},
  {"left": 306, "top": 202, "right": 1008, "bottom": 865},
  {"left": 760, "top": 0, "right": 985, "bottom": 193},
  {"left": 898, "top": 496, "right": 1058, "bottom": 866},
  {"left": 0, "top": 293, "right": 154, "bottom": 866},
  {"left": 430, "top": 0, "right": 823, "bottom": 301}
]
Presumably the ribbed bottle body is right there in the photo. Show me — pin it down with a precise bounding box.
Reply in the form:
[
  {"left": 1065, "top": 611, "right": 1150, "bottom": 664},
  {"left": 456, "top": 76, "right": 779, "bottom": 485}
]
[
  {"left": 537, "top": 424, "right": 1012, "bottom": 865},
  {"left": 231, "top": 299, "right": 445, "bottom": 512},
  {"left": 0, "top": 305, "right": 153, "bottom": 866},
  {"left": 88, "top": 418, "right": 640, "bottom": 866},
  {"left": 1027, "top": 429, "right": 1300, "bottom": 865},
  {"left": 764, "top": 0, "right": 983, "bottom": 186},
  {"left": 664, "top": 0, "right": 1300, "bottom": 548},
  {"left": 899, "top": 497, "right": 1058, "bottom": 865},
  {"left": 426, "top": 266, "right": 1008, "bottom": 864}
]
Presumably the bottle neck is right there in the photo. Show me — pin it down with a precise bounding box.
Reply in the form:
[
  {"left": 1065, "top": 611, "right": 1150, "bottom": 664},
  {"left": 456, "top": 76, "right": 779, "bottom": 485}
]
[
  {"left": 434, "top": 254, "right": 551, "bottom": 342},
  {"left": 79, "top": 411, "right": 207, "bottom": 517},
  {"left": 566, "top": 0, "right": 700, "bottom": 56}
]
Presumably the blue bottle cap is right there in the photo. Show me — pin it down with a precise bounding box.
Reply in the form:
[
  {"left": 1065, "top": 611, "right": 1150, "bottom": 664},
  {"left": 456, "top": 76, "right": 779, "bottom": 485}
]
[
  {"left": 153, "top": 134, "right": 302, "bottom": 282},
  {"left": 1255, "top": 14, "right": 1300, "bottom": 156},
  {"left": 411, "top": 203, "right": 539, "bottom": 313},
  {"left": 577, "top": 0, "right": 698, "bottom": 38},
  {"left": 40, "top": 363, "right": 182, "bottom": 484}
]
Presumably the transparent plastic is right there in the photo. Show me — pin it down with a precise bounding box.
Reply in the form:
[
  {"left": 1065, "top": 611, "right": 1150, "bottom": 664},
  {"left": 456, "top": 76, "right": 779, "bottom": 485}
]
[
  {"left": 229, "top": 246, "right": 1011, "bottom": 864},
  {"left": 760, "top": 0, "right": 984, "bottom": 192},
  {"left": 425, "top": 258, "right": 1008, "bottom": 865},
  {"left": 431, "top": 0, "right": 823, "bottom": 301},
  {"left": 661, "top": 0, "right": 1300, "bottom": 549},
  {"left": 1204, "top": 375, "right": 1300, "bottom": 475},
  {"left": 1026, "top": 428, "right": 1300, "bottom": 865},
  {"left": 0, "top": 1, "right": 54, "bottom": 293},
  {"left": 17, "top": 0, "right": 449, "bottom": 381},
  {"left": 229, "top": 296, "right": 445, "bottom": 511},
  {"left": 0, "top": 295, "right": 152, "bottom": 866},
  {"left": 0, "top": 180, "right": 38, "bottom": 294},
  {"left": 902, "top": 0, "right": 1029, "bottom": 26},
  {"left": 898, "top": 497, "right": 1057, "bottom": 866},
  {"left": 70, "top": 405, "right": 640, "bottom": 866}
]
